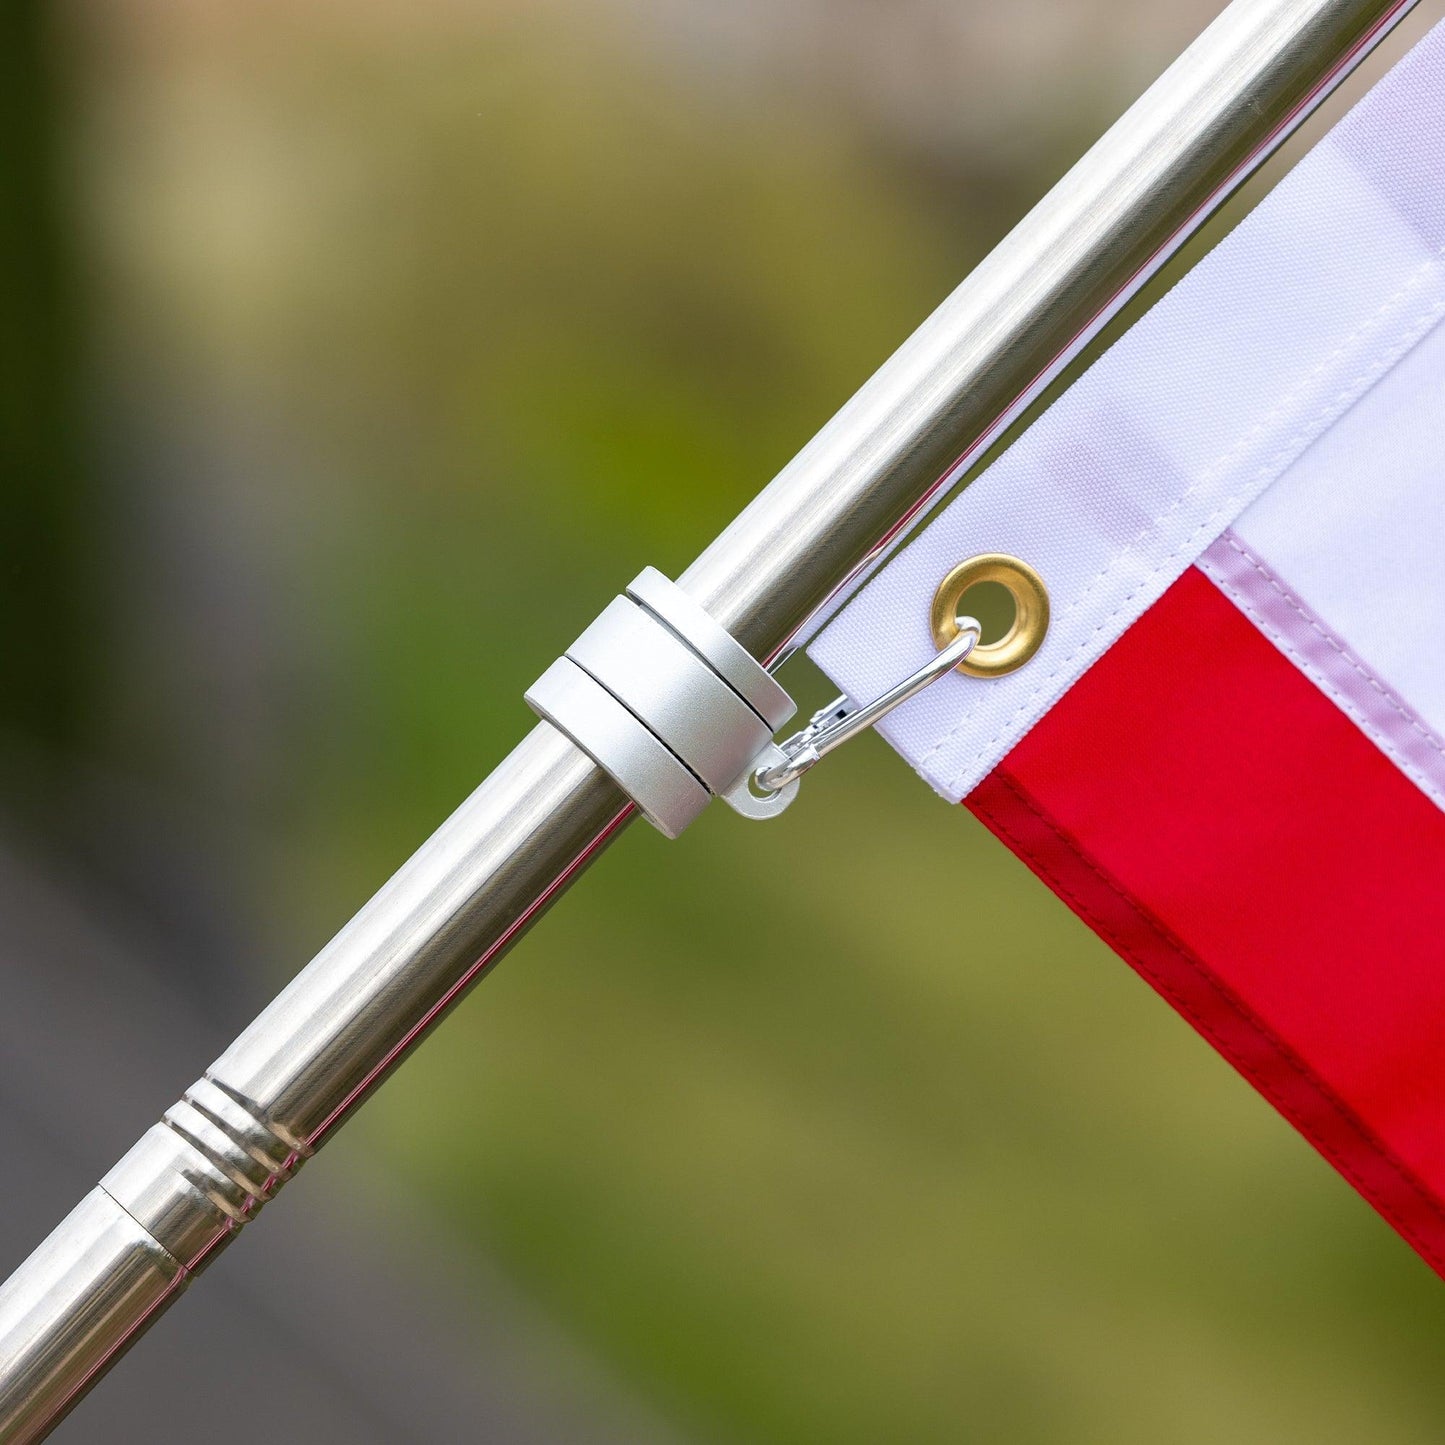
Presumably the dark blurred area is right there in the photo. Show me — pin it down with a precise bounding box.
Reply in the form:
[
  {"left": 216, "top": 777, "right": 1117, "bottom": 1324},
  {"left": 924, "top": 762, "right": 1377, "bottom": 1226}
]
[
  {"left": 5, "top": 1, "right": 1445, "bottom": 1441},
  {"left": 1, "top": 3, "right": 85, "bottom": 763}
]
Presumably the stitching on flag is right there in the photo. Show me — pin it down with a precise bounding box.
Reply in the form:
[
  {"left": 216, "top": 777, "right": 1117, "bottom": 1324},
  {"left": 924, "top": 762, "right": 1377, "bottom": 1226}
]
[
  {"left": 1201, "top": 532, "right": 1445, "bottom": 814},
  {"left": 968, "top": 767, "right": 1445, "bottom": 1281},
  {"left": 918, "top": 249, "right": 1445, "bottom": 796}
]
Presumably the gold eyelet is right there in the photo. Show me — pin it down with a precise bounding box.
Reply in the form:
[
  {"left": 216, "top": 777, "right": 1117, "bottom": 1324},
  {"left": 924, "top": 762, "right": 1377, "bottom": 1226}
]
[{"left": 930, "top": 554, "right": 1050, "bottom": 678}]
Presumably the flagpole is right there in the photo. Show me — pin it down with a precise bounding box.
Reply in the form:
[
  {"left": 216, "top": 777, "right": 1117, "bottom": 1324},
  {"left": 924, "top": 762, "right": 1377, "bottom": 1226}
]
[{"left": 0, "top": 0, "right": 1419, "bottom": 1437}]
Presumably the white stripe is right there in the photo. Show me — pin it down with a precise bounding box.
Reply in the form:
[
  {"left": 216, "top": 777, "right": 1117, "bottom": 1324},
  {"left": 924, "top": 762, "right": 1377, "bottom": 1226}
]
[
  {"left": 809, "top": 22, "right": 1445, "bottom": 803},
  {"left": 1200, "top": 311, "right": 1445, "bottom": 814}
]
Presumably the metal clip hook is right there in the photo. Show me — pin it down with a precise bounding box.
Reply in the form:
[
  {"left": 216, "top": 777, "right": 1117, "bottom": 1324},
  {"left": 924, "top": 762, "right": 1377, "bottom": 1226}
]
[{"left": 753, "top": 619, "right": 981, "bottom": 796}]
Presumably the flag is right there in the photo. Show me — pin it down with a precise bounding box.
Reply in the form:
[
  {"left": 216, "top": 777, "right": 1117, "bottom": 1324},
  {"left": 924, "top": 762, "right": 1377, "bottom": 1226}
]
[{"left": 811, "top": 22, "right": 1445, "bottom": 1275}]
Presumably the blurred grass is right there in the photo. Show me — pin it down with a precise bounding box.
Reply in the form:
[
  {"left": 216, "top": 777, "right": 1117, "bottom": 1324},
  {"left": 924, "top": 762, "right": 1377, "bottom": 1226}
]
[{"left": 64, "top": 3, "right": 1445, "bottom": 1442}]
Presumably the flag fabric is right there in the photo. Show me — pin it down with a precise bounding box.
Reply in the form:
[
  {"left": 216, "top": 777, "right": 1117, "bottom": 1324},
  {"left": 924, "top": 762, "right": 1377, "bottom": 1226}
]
[{"left": 810, "top": 23, "right": 1445, "bottom": 1275}]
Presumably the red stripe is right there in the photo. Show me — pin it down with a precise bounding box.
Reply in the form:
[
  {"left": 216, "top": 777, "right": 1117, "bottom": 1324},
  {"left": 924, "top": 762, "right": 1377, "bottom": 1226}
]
[{"left": 969, "top": 566, "right": 1445, "bottom": 1277}]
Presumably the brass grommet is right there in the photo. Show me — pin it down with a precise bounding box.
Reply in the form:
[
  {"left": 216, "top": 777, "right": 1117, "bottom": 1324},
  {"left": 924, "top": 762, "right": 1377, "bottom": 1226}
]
[{"left": 930, "top": 554, "right": 1050, "bottom": 678}]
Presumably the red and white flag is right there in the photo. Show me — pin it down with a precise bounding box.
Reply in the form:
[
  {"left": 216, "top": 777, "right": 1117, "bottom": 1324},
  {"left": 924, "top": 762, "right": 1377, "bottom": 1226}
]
[{"left": 812, "top": 23, "right": 1445, "bottom": 1274}]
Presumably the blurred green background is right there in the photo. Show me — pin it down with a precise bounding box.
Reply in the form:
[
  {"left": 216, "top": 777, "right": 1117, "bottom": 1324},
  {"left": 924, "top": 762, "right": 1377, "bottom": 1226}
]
[{"left": 8, "top": 0, "right": 1445, "bottom": 1440}]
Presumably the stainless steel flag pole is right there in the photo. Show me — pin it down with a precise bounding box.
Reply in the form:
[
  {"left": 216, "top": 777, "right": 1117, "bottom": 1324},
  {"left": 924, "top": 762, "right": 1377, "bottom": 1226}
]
[{"left": 0, "top": 1, "right": 1419, "bottom": 1438}]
